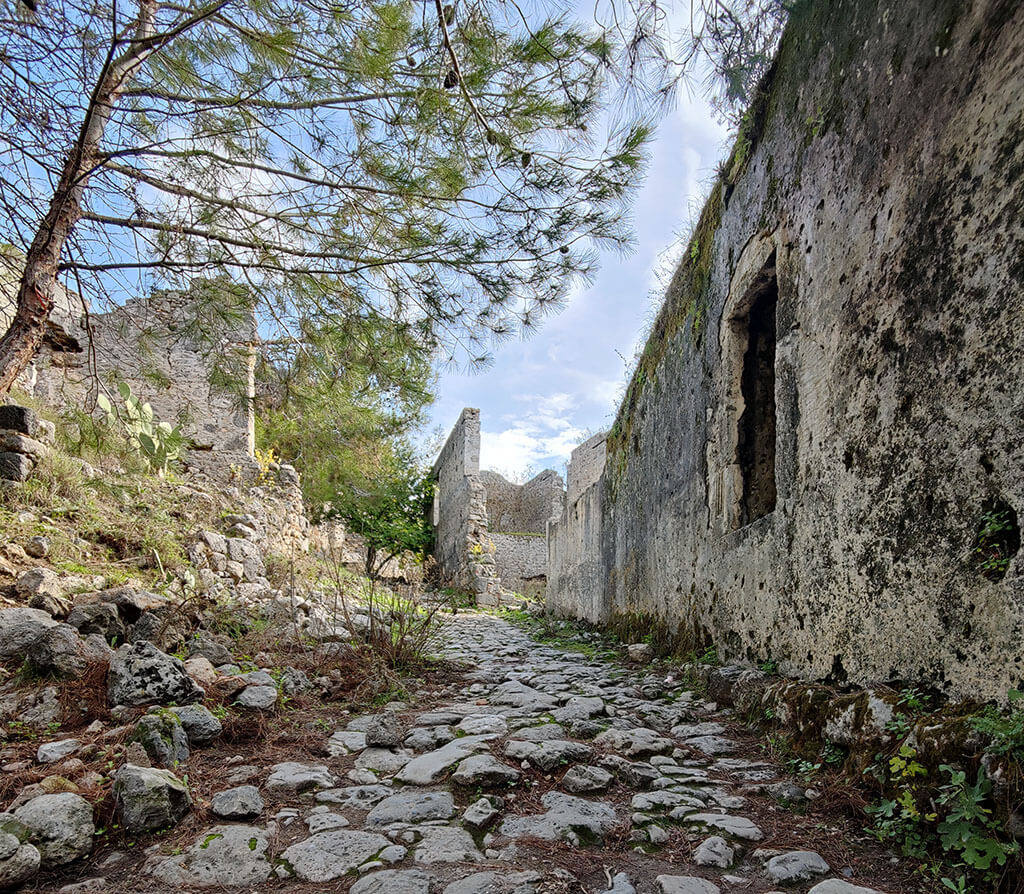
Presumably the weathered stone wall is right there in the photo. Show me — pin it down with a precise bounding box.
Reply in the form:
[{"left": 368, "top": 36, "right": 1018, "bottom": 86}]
[
  {"left": 547, "top": 0, "right": 1024, "bottom": 701},
  {"left": 490, "top": 533, "right": 548, "bottom": 599},
  {"left": 1, "top": 258, "right": 255, "bottom": 479},
  {"left": 431, "top": 408, "right": 502, "bottom": 602},
  {"left": 566, "top": 433, "right": 606, "bottom": 506},
  {"left": 482, "top": 469, "right": 564, "bottom": 534},
  {"left": 549, "top": 435, "right": 608, "bottom": 623},
  {"left": 432, "top": 409, "right": 564, "bottom": 602}
]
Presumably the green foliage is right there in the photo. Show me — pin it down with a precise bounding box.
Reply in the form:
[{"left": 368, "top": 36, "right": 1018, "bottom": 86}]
[
  {"left": 326, "top": 444, "right": 434, "bottom": 579},
  {"left": 97, "top": 383, "right": 186, "bottom": 477},
  {"left": 968, "top": 689, "right": 1024, "bottom": 760},
  {"left": 935, "top": 765, "right": 1018, "bottom": 875},
  {"left": 257, "top": 316, "right": 433, "bottom": 513},
  {"left": 972, "top": 506, "right": 1018, "bottom": 580},
  {"left": 864, "top": 745, "right": 1020, "bottom": 887},
  {"left": 1, "top": 0, "right": 658, "bottom": 379}
]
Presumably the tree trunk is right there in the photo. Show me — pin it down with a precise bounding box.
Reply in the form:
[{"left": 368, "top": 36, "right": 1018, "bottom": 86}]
[{"left": 0, "top": 0, "right": 159, "bottom": 392}]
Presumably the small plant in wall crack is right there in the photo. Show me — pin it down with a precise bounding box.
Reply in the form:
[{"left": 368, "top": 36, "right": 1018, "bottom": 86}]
[{"left": 972, "top": 503, "right": 1019, "bottom": 581}]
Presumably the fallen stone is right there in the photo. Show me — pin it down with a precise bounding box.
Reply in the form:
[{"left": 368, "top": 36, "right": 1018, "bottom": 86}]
[
  {"left": 0, "top": 835, "right": 39, "bottom": 888},
  {"left": 280, "top": 830, "right": 390, "bottom": 882},
  {"left": 265, "top": 762, "right": 336, "bottom": 793},
  {"left": 0, "top": 452, "right": 32, "bottom": 481},
  {"left": 351, "top": 869, "right": 435, "bottom": 894},
  {"left": 211, "top": 785, "right": 264, "bottom": 819},
  {"left": 766, "top": 851, "right": 831, "bottom": 884},
  {"left": 66, "top": 602, "right": 125, "bottom": 642},
  {"left": 186, "top": 633, "right": 233, "bottom": 666},
  {"left": 13, "top": 793, "right": 94, "bottom": 867},
  {"left": 37, "top": 739, "right": 81, "bottom": 764},
  {"left": 366, "top": 790, "right": 455, "bottom": 827},
  {"left": 113, "top": 764, "right": 191, "bottom": 833},
  {"left": 149, "top": 825, "right": 270, "bottom": 887},
  {"left": 17, "top": 568, "right": 68, "bottom": 617},
  {"left": 307, "top": 811, "right": 350, "bottom": 833},
  {"left": 130, "top": 712, "right": 189, "bottom": 767},
  {"left": 169, "top": 704, "right": 222, "bottom": 745},
  {"left": 364, "top": 712, "right": 403, "bottom": 748},
  {"left": 0, "top": 405, "right": 38, "bottom": 436},
  {"left": 107, "top": 641, "right": 204, "bottom": 707},
  {"left": 462, "top": 797, "right": 499, "bottom": 831},
  {"left": 627, "top": 643, "right": 653, "bottom": 662},
  {"left": 0, "top": 606, "right": 58, "bottom": 658},
  {"left": 405, "top": 726, "right": 455, "bottom": 752},
  {"left": 235, "top": 684, "right": 278, "bottom": 710}
]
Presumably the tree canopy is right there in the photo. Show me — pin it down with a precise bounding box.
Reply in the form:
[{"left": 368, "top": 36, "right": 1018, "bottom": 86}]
[{"left": 0, "top": 0, "right": 668, "bottom": 389}]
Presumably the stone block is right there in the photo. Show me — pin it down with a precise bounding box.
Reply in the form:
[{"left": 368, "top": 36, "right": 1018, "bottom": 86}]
[
  {"left": 0, "top": 405, "right": 38, "bottom": 437},
  {"left": 0, "top": 452, "right": 33, "bottom": 481}
]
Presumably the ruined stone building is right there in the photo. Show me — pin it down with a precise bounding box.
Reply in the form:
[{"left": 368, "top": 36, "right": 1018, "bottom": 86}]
[
  {"left": 0, "top": 251, "right": 256, "bottom": 478},
  {"left": 546, "top": 0, "right": 1024, "bottom": 701},
  {"left": 431, "top": 409, "right": 564, "bottom": 604}
]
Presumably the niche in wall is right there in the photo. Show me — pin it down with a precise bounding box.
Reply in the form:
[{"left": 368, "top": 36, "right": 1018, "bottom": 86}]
[{"left": 736, "top": 263, "right": 778, "bottom": 526}]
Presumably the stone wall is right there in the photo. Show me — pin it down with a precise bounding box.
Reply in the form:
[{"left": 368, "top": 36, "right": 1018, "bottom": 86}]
[
  {"left": 548, "top": 436, "right": 608, "bottom": 623},
  {"left": 430, "top": 408, "right": 502, "bottom": 603},
  {"left": 432, "top": 409, "right": 565, "bottom": 602},
  {"left": 547, "top": 0, "right": 1024, "bottom": 701},
  {"left": 1, "top": 257, "right": 255, "bottom": 479},
  {"left": 482, "top": 469, "right": 564, "bottom": 534},
  {"left": 490, "top": 533, "right": 548, "bottom": 599}
]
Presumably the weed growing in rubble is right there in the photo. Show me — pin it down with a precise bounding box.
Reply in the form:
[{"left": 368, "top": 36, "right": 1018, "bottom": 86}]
[{"left": 864, "top": 744, "right": 1019, "bottom": 890}]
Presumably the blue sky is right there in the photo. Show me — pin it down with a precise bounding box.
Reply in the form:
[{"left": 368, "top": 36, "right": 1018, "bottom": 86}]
[{"left": 428, "top": 89, "right": 730, "bottom": 480}]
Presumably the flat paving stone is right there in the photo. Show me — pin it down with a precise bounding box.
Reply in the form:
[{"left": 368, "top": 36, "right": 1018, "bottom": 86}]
[
  {"left": 655, "top": 876, "right": 720, "bottom": 894},
  {"left": 365, "top": 790, "right": 455, "bottom": 826},
  {"left": 351, "top": 869, "right": 434, "bottom": 894},
  {"left": 683, "top": 813, "right": 764, "bottom": 841},
  {"left": 281, "top": 830, "right": 391, "bottom": 882},
  {"left": 265, "top": 762, "right": 336, "bottom": 793},
  {"left": 451, "top": 754, "right": 521, "bottom": 787},
  {"left": 413, "top": 826, "right": 483, "bottom": 864},
  {"left": 443, "top": 870, "right": 543, "bottom": 894},
  {"left": 397, "top": 736, "right": 493, "bottom": 785},
  {"left": 500, "top": 791, "right": 617, "bottom": 843},
  {"left": 149, "top": 825, "right": 270, "bottom": 887}
]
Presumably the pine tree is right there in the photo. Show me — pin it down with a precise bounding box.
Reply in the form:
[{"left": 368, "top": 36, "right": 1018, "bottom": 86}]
[{"left": 0, "top": 0, "right": 658, "bottom": 389}]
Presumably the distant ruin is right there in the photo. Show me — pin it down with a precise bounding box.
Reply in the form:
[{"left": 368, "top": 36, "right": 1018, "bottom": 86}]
[{"left": 431, "top": 408, "right": 564, "bottom": 604}]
